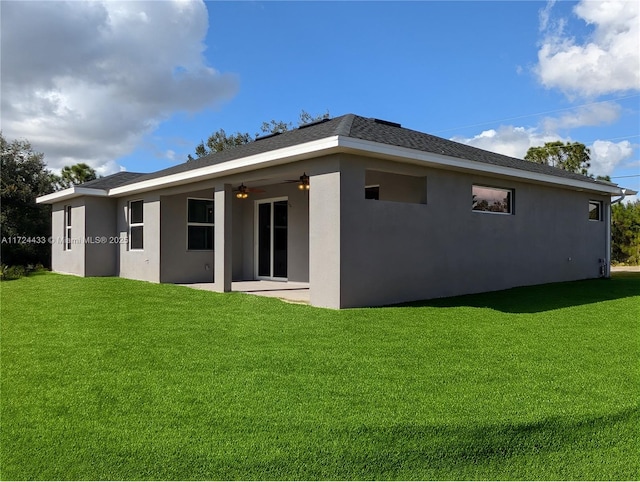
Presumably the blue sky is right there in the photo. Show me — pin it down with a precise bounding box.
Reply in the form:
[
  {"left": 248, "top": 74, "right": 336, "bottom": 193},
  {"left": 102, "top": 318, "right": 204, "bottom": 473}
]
[{"left": 2, "top": 1, "right": 638, "bottom": 196}]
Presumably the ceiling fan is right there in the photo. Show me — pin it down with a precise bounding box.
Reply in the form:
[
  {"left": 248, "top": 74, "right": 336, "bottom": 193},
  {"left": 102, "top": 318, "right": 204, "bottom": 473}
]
[
  {"left": 284, "top": 172, "right": 310, "bottom": 191},
  {"left": 233, "top": 183, "right": 265, "bottom": 199}
]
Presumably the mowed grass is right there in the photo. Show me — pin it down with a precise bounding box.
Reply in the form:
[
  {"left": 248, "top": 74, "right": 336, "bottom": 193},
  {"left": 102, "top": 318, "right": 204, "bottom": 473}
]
[{"left": 1, "top": 272, "right": 638, "bottom": 480}]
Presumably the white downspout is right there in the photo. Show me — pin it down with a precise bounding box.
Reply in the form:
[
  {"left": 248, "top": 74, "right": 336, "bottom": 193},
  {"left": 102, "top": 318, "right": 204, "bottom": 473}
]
[{"left": 608, "top": 189, "right": 628, "bottom": 277}]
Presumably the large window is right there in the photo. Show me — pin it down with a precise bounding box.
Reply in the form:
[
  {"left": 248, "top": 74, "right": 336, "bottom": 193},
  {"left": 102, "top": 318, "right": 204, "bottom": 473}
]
[
  {"left": 589, "top": 200, "right": 603, "bottom": 221},
  {"left": 187, "top": 198, "right": 214, "bottom": 250},
  {"left": 129, "top": 200, "right": 144, "bottom": 250},
  {"left": 64, "top": 205, "right": 72, "bottom": 251},
  {"left": 472, "top": 185, "right": 513, "bottom": 214}
]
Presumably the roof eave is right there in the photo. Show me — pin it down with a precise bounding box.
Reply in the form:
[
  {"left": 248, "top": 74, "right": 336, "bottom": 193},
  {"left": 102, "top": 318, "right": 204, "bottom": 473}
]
[
  {"left": 50, "top": 133, "right": 627, "bottom": 200},
  {"left": 108, "top": 136, "right": 342, "bottom": 196},
  {"left": 36, "top": 186, "right": 109, "bottom": 204},
  {"left": 337, "top": 136, "right": 625, "bottom": 196}
]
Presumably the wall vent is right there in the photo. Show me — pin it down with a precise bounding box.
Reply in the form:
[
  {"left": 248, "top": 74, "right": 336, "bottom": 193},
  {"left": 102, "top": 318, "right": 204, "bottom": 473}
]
[
  {"left": 371, "top": 118, "right": 401, "bottom": 128},
  {"left": 298, "top": 118, "right": 331, "bottom": 130},
  {"left": 254, "top": 131, "right": 282, "bottom": 142}
]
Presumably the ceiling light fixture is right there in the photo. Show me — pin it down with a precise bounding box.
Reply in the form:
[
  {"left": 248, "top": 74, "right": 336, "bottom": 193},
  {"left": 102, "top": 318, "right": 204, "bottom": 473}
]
[
  {"left": 235, "top": 184, "right": 249, "bottom": 199},
  {"left": 298, "top": 173, "right": 310, "bottom": 191}
]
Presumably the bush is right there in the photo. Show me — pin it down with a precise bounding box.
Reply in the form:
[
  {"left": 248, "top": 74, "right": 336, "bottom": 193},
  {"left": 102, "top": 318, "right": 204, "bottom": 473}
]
[{"left": 0, "top": 264, "right": 46, "bottom": 281}]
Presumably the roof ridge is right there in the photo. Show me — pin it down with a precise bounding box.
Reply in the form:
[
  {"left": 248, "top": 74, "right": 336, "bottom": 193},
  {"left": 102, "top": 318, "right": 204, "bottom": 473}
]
[{"left": 333, "top": 113, "right": 357, "bottom": 137}]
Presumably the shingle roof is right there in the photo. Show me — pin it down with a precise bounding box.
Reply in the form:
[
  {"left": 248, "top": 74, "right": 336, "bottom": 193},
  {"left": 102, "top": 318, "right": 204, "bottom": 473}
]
[
  {"left": 79, "top": 171, "right": 146, "bottom": 189},
  {"left": 114, "top": 113, "right": 609, "bottom": 189}
]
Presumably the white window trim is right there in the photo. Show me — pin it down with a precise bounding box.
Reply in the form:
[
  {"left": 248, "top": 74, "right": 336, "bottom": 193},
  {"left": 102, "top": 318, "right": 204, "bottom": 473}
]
[
  {"left": 64, "top": 205, "right": 72, "bottom": 251},
  {"left": 472, "top": 184, "right": 514, "bottom": 215},
  {"left": 129, "top": 199, "right": 144, "bottom": 251},
  {"left": 186, "top": 197, "right": 214, "bottom": 251},
  {"left": 589, "top": 200, "right": 603, "bottom": 222}
]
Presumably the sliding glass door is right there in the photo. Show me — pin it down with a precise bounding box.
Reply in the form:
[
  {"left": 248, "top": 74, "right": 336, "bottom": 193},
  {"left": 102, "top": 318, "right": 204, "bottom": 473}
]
[{"left": 256, "top": 198, "right": 288, "bottom": 279}]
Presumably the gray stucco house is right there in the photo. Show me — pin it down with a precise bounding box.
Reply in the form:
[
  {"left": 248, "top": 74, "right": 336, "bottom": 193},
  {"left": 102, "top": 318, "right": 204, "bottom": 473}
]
[{"left": 37, "top": 114, "right": 632, "bottom": 308}]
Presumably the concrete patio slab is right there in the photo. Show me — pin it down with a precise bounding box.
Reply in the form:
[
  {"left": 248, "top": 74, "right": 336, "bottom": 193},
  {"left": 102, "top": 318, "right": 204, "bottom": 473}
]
[{"left": 179, "top": 280, "right": 311, "bottom": 304}]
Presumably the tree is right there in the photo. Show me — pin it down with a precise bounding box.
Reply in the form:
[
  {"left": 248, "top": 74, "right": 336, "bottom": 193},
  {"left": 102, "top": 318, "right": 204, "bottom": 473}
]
[
  {"left": 258, "top": 110, "right": 330, "bottom": 136},
  {"left": 55, "top": 162, "right": 98, "bottom": 189},
  {"left": 611, "top": 200, "right": 640, "bottom": 265},
  {"left": 188, "top": 110, "right": 330, "bottom": 160},
  {"left": 188, "top": 129, "right": 253, "bottom": 161},
  {"left": 1, "top": 133, "right": 55, "bottom": 267},
  {"left": 524, "top": 141, "right": 591, "bottom": 175}
]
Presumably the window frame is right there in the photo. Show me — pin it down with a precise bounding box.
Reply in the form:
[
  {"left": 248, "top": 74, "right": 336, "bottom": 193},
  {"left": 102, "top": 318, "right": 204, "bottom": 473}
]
[
  {"left": 64, "top": 205, "right": 72, "bottom": 251},
  {"left": 588, "top": 200, "right": 603, "bottom": 221},
  {"left": 472, "top": 184, "right": 514, "bottom": 215},
  {"left": 128, "top": 200, "right": 144, "bottom": 251},
  {"left": 186, "top": 198, "right": 214, "bottom": 251},
  {"left": 365, "top": 185, "right": 380, "bottom": 200}
]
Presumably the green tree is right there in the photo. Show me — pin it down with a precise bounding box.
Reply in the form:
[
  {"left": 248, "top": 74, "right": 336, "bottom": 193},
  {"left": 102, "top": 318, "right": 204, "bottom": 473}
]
[
  {"left": 55, "top": 162, "right": 98, "bottom": 189},
  {"left": 1, "top": 133, "right": 55, "bottom": 267},
  {"left": 258, "top": 110, "right": 330, "bottom": 136},
  {"left": 611, "top": 200, "right": 640, "bottom": 265},
  {"left": 188, "top": 110, "right": 330, "bottom": 160},
  {"left": 524, "top": 141, "right": 591, "bottom": 175}
]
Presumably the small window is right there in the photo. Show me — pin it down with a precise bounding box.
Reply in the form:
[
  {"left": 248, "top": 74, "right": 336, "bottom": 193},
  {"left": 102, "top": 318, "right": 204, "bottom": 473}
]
[
  {"left": 64, "top": 205, "right": 72, "bottom": 251},
  {"left": 589, "top": 200, "right": 603, "bottom": 221},
  {"left": 472, "top": 185, "right": 513, "bottom": 214},
  {"left": 187, "top": 198, "right": 214, "bottom": 250},
  {"left": 365, "top": 185, "right": 380, "bottom": 200},
  {"left": 129, "top": 200, "right": 144, "bottom": 250},
  {"left": 364, "top": 170, "right": 427, "bottom": 204}
]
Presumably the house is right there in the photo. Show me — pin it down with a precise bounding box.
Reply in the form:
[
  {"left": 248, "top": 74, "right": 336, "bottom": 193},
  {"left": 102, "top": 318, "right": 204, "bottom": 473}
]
[{"left": 36, "top": 114, "right": 634, "bottom": 308}]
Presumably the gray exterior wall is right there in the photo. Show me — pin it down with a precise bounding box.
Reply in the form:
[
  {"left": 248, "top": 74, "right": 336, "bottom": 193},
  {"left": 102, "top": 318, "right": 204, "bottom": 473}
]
[
  {"left": 84, "top": 197, "right": 118, "bottom": 276},
  {"left": 117, "top": 193, "right": 161, "bottom": 282},
  {"left": 160, "top": 189, "right": 215, "bottom": 284},
  {"left": 51, "top": 201, "right": 85, "bottom": 276},
  {"left": 331, "top": 155, "right": 610, "bottom": 308},
  {"left": 48, "top": 153, "right": 610, "bottom": 309}
]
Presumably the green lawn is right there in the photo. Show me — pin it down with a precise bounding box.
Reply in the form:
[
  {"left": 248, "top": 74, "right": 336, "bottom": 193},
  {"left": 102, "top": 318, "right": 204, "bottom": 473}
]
[{"left": 1, "top": 272, "right": 638, "bottom": 480}]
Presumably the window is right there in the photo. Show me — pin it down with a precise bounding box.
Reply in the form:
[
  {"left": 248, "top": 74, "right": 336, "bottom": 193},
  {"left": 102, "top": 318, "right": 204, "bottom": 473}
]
[
  {"left": 364, "top": 170, "right": 427, "bottom": 204},
  {"left": 187, "top": 198, "right": 214, "bottom": 250},
  {"left": 589, "top": 200, "right": 603, "bottom": 221},
  {"left": 472, "top": 185, "right": 513, "bottom": 214},
  {"left": 129, "top": 200, "right": 144, "bottom": 250},
  {"left": 365, "top": 185, "right": 380, "bottom": 200},
  {"left": 64, "top": 205, "right": 72, "bottom": 251}
]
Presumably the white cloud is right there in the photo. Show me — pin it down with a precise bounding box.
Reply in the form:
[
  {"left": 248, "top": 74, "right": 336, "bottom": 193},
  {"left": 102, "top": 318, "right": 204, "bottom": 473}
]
[
  {"left": 0, "top": 0, "right": 237, "bottom": 174},
  {"left": 535, "top": 0, "right": 640, "bottom": 97},
  {"left": 452, "top": 127, "right": 634, "bottom": 177},
  {"left": 541, "top": 101, "right": 621, "bottom": 131},
  {"left": 538, "top": 0, "right": 557, "bottom": 32},
  {"left": 589, "top": 139, "right": 634, "bottom": 176},
  {"left": 452, "top": 126, "right": 563, "bottom": 159}
]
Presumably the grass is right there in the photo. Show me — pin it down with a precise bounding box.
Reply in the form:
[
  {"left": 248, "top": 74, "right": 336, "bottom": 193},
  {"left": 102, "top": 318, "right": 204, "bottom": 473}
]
[{"left": 1, "top": 272, "right": 638, "bottom": 480}]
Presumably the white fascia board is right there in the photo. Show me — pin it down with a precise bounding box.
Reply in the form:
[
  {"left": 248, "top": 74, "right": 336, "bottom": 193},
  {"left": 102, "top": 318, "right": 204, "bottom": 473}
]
[
  {"left": 337, "top": 137, "right": 624, "bottom": 196},
  {"left": 36, "top": 187, "right": 108, "bottom": 204},
  {"left": 108, "top": 136, "right": 342, "bottom": 196}
]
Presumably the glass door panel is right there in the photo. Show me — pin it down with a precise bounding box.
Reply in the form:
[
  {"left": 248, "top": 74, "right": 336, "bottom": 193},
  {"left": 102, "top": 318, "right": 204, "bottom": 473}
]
[
  {"left": 273, "top": 201, "right": 288, "bottom": 278},
  {"left": 256, "top": 199, "right": 288, "bottom": 279}
]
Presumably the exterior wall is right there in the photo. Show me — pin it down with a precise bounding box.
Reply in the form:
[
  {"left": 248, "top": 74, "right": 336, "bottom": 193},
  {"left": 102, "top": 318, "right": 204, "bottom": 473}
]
[
  {"left": 117, "top": 193, "right": 161, "bottom": 282},
  {"left": 160, "top": 189, "right": 214, "bottom": 284},
  {"left": 84, "top": 197, "right": 118, "bottom": 276},
  {"left": 51, "top": 201, "right": 85, "bottom": 276},
  {"left": 48, "top": 153, "right": 609, "bottom": 309},
  {"left": 337, "top": 155, "right": 610, "bottom": 308},
  {"left": 308, "top": 156, "right": 342, "bottom": 308}
]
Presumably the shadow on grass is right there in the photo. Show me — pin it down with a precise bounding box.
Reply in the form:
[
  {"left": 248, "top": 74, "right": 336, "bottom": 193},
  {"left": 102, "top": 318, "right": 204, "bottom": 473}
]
[
  {"left": 396, "top": 273, "right": 640, "bottom": 313},
  {"left": 247, "top": 406, "right": 639, "bottom": 480}
]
